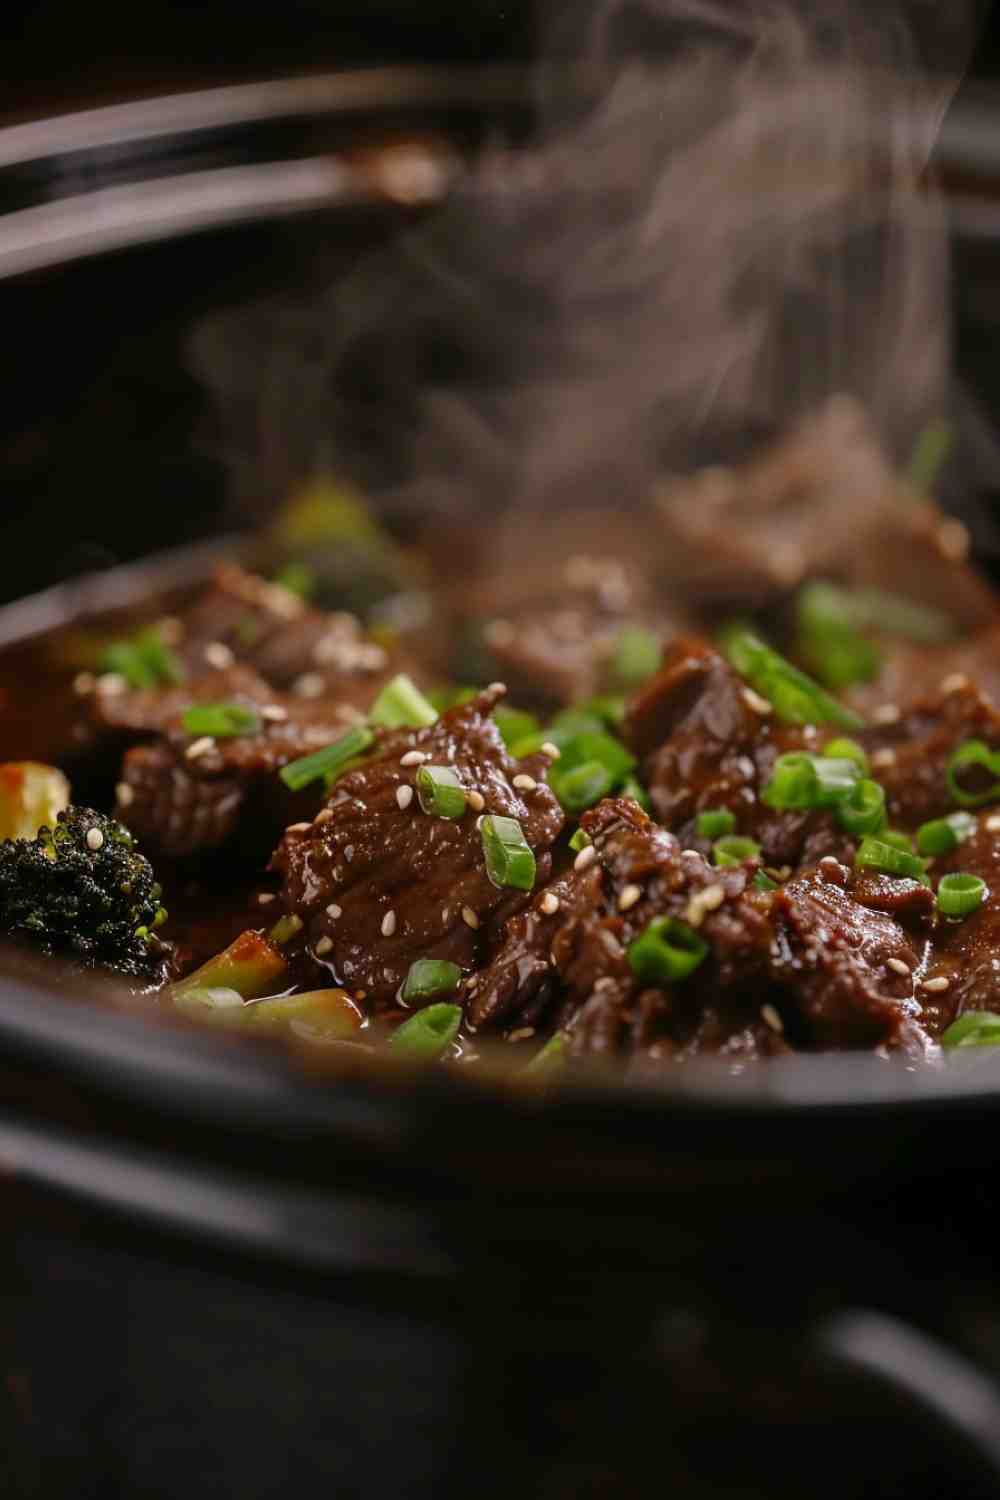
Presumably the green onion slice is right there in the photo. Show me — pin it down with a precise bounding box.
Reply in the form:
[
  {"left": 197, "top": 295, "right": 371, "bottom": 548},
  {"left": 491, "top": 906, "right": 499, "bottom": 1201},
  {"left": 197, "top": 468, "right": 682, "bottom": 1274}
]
[
  {"left": 713, "top": 835, "right": 761, "bottom": 867},
  {"left": 946, "top": 740, "right": 1000, "bottom": 809},
  {"left": 568, "top": 828, "right": 592, "bottom": 852},
  {"left": 494, "top": 707, "right": 539, "bottom": 750},
  {"left": 762, "top": 752, "right": 859, "bottom": 811},
  {"left": 554, "top": 760, "right": 614, "bottom": 812},
  {"left": 941, "top": 1010, "right": 1000, "bottom": 1049},
  {"left": 855, "top": 836, "right": 927, "bottom": 880},
  {"left": 724, "top": 630, "right": 863, "bottom": 730},
  {"left": 835, "top": 778, "right": 887, "bottom": 836},
  {"left": 916, "top": 811, "right": 978, "bottom": 858},
  {"left": 481, "top": 814, "right": 536, "bottom": 891},
  {"left": 628, "top": 916, "right": 709, "bottom": 986},
  {"left": 401, "top": 958, "right": 462, "bottom": 1003},
  {"left": 389, "top": 1002, "right": 462, "bottom": 1059},
  {"left": 621, "top": 776, "right": 651, "bottom": 813},
  {"left": 823, "top": 738, "right": 870, "bottom": 774},
  {"left": 936, "top": 872, "right": 987, "bottom": 919},
  {"left": 753, "top": 870, "right": 778, "bottom": 891},
  {"left": 279, "top": 724, "right": 375, "bottom": 792},
  {"left": 416, "top": 765, "right": 467, "bottom": 819},
  {"left": 273, "top": 561, "right": 316, "bottom": 599},
  {"left": 696, "top": 808, "right": 736, "bottom": 839},
  {"left": 181, "top": 702, "right": 262, "bottom": 738},
  {"left": 369, "top": 674, "right": 438, "bottom": 730},
  {"left": 613, "top": 627, "right": 661, "bottom": 687},
  {"left": 524, "top": 1033, "right": 566, "bottom": 1076},
  {"left": 100, "top": 626, "right": 184, "bottom": 690},
  {"left": 549, "top": 731, "right": 635, "bottom": 813},
  {"left": 795, "top": 582, "right": 880, "bottom": 690}
]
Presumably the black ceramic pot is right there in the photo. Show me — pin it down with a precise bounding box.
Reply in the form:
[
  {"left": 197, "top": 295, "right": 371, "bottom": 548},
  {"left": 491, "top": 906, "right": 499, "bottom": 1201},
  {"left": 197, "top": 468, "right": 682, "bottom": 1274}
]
[{"left": 3, "top": 69, "right": 1000, "bottom": 1500}]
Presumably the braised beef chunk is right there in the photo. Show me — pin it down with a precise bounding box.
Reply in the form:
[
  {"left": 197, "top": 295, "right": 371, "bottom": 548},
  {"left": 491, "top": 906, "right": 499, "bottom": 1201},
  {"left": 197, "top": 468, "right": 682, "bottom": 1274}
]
[
  {"left": 91, "top": 665, "right": 275, "bottom": 739},
  {"left": 845, "top": 623, "right": 1000, "bottom": 717},
  {"left": 859, "top": 680, "right": 1000, "bottom": 829},
  {"left": 116, "top": 691, "right": 362, "bottom": 859},
  {"left": 270, "top": 687, "right": 564, "bottom": 1008},
  {"left": 624, "top": 639, "right": 855, "bottom": 868},
  {"left": 920, "top": 820, "right": 1000, "bottom": 1025}
]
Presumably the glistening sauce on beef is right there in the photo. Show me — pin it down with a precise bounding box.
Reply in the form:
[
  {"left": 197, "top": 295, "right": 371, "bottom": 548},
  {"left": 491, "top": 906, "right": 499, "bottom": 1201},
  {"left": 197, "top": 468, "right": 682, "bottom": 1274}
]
[{"left": 2, "top": 422, "right": 1000, "bottom": 1079}]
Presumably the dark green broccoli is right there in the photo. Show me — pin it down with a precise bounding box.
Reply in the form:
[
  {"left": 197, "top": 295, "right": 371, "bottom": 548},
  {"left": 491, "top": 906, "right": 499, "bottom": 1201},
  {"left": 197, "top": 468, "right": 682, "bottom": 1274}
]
[{"left": 0, "top": 806, "right": 167, "bottom": 977}]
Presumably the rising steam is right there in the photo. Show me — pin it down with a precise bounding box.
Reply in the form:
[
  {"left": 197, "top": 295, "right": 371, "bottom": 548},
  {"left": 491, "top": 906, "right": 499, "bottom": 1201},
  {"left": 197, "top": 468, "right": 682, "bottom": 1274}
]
[{"left": 191, "top": 0, "right": 988, "bottom": 584}]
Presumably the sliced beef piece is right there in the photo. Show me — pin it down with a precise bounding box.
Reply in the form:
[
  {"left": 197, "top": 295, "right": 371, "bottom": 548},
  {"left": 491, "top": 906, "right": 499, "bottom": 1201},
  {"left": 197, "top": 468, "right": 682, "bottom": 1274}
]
[
  {"left": 91, "top": 664, "right": 275, "bottom": 739},
  {"left": 469, "top": 797, "right": 778, "bottom": 1062},
  {"left": 652, "top": 397, "right": 996, "bottom": 627},
  {"left": 624, "top": 638, "right": 856, "bottom": 869},
  {"left": 766, "top": 860, "right": 932, "bottom": 1052},
  {"left": 116, "top": 688, "right": 362, "bottom": 860},
  {"left": 270, "top": 687, "right": 565, "bottom": 1009},
  {"left": 919, "top": 817, "right": 1000, "bottom": 1030},
  {"left": 859, "top": 679, "right": 1000, "bottom": 829},
  {"left": 847, "top": 623, "right": 1000, "bottom": 718}
]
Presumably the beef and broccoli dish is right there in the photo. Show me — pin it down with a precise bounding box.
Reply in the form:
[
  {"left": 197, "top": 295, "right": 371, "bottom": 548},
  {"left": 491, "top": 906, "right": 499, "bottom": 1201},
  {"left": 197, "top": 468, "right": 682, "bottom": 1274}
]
[{"left": 4, "top": 402, "right": 1000, "bottom": 1079}]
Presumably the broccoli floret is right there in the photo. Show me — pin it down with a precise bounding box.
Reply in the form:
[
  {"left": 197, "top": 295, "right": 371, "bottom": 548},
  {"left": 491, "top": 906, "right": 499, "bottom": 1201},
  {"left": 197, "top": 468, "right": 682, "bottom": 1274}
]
[{"left": 0, "top": 806, "right": 167, "bottom": 977}]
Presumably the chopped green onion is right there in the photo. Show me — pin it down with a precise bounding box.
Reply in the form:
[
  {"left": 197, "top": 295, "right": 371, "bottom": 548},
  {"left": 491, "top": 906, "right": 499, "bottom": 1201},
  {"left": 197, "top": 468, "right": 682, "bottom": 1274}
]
[
  {"left": 712, "top": 835, "right": 761, "bottom": 867},
  {"left": 946, "top": 740, "right": 1000, "bottom": 809},
  {"left": 550, "top": 708, "right": 611, "bottom": 741},
  {"left": 416, "top": 765, "right": 467, "bottom": 820},
  {"left": 369, "top": 674, "right": 438, "bottom": 730},
  {"left": 936, "top": 872, "right": 987, "bottom": 918},
  {"left": 761, "top": 753, "right": 859, "bottom": 811},
  {"left": 552, "top": 760, "right": 614, "bottom": 812},
  {"left": 524, "top": 1033, "right": 566, "bottom": 1076},
  {"left": 613, "top": 627, "right": 661, "bottom": 687},
  {"left": 568, "top": 828, "right": 592, "bottom": 852},
  {"left": 753, "top": 870, "right": 778, "bottom": 891},
  {"left": 173, "top": 929, "right": 288, "bottom": 1000},
  {"left": 428, "top": 684, "right": 476, "bottom": 713},
  {"left": 628, "top": 916, "right": 709, "bottom": 986},
  {"left": 724, "top": 630, "right": 863, "bottom": 730},
  {"left": 494, "top": 707, "right": 539, "bottom": 749},
  {"left": 481, "top": 814, "right": 536, "bottom": 891},
  {"left": 836, "top": 778, "right": 887, "bottom": 836},
  {"left": 273, "top": 561, "right": 316, "bottom": 599},
  {"left": 941, "top": 1010, "right": 1000, "bottom": 1049},
  {"left": 100, "top": 626, "right": 184, "bottom": 690},
  {"left": 696, "top": 808, "right": 736, "bottom": 839},
  {"left": 855, "top": 836, "right": 927, "bottom": 880},
  {"left": 795, "top": 582, "right": 880, "bottom": 689},
  {"left": 389, "top": 1002, "right": 462, "bottom": 1060},
  {"left": 181, "top": 702, "right": 262, "bottom": 738},
  {"left": 279, "top": 724, "right": 374, "bottom": 791},
  {"left": 907, "top": 418, "right": 953, "bottom": 498},
  {"left": 823, "top": 738, "right": 869, "bottom": 774},
  {"left": 401, "top": 958, "right": 462, "bottom": 1003},
  {"left": 881, "top": 830, "right": 915, "bottom": 854},
  {"left": 581, "top": 695, "right": 627, "bottom": 730},
  {"left": 916, "top": 811, "right": 978, "bottom": 857},
  {"left": 621, "top": 776, "right": 651, "bottom": 812}
]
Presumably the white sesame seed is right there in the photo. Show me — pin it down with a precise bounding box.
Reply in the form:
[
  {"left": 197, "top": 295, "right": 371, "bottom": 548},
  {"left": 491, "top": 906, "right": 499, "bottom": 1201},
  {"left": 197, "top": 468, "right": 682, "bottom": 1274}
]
[
  {"left": 507, "top": 1027, "right": 536, "bottom": 1043},
  {"left": 344, "top": 845, "right": 354, "bottom": 862},
  {"left": 396, "top": 785, "right": 414, "bottom": 810},
  {"left": 467, "top": 790, "right": 485, "bottom": 813},
  {"left": 96, "top": 672, "right": 127, "bottom": 696},
  {"left": 940, "top": 673, "right": 969, "bottom": 696},
  {"left": 324, "top": 904, "right": 342, "bottom": 922},
  {"left": 887, "top": 958, "right": 911, "bottom": 976},
  {"left": 487, "top": 682, "right": 508, "bottom": 697},
  {"left": 261, "top": 704, "right": 288, "bottom": 723},
  {"left": 204, "top": 641, "right": 235, "bottom": 670},
  {"left": 258, "top": 893, "right": 276, "bottom": 905},
  {"left": 294, "top": 672, "right": 325, "bottom": 699},
  {"left": 115, "top": 782, "right": 134, "bottom": 807},
  {"left": 185, "top": 735, "right": 216, "bottom": 760},
  {"left": 513, "top": 774, "right": 537, "bottom": 791},
  {"left": 871, "top": 748, "right": 897, "bottom": 770},
  {"left": 873, "top": 704, "right": 901, "bottom": 725},
  {"left": 400, "top": 750, "right": 427, "bottom": 767},
  {"left": 761, "top": 1003, "right": 784, "bottom": 1034},
  {"left": 539, "top": 892, "right": 561, "bottom": 915},
  {"left": 685, "top": 882, "right": 725, "bottom": 927},
  {"left": 618, "top": 883, "right": 642, "bottom": 911},
  {"left": 987, "top": 815, "right": 1000, "bottom": 833},
  {"left": 574, "top": 845, "right": 597, "bottom": 872},
  {"left": 442, "top": 909, "right": 449, "bottom": 924},
  {"left": 285, "top": 822, "right": 312, "bottom": 835},
  {"left": 462, "top": 906, "right": 480, "bottom": 930},
  {"left": 475, "top": 815, "right": 484, "bottom": 831},
  {"left": 315, "top": 936, "right": 334, "bottom": 957},
  {"left": 742, "top": 688, "right": 773, "bottom": 716},
  {"left": 381, "top": 910, "right": 397, "bottom": 937},
  {"left": 73, "top": 671, "right": 96, "bottom": 696},
  {"left": 333, "top": 866, "right": 343, "bottom": 882},
  {"left": 85, "top": 826, "right": 104, "bottom": 851},
  {"left": 313, "top": 808, "right": 334, "bottom": 826},
  {"left": 681, "top": 849, "right": 702, "bottom": 860},
  {"left": 921, "top": 976, "right": 950, "bottom": 993},
  {"left": 540, "top": 742, "right": 561, "bottom": 760}
]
